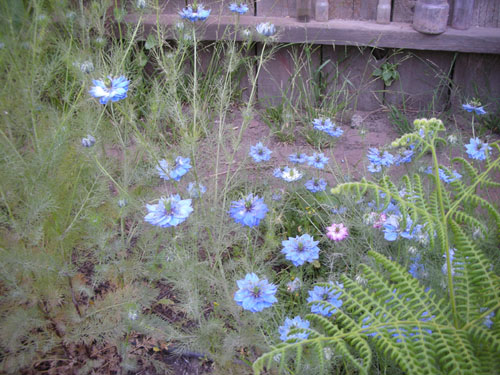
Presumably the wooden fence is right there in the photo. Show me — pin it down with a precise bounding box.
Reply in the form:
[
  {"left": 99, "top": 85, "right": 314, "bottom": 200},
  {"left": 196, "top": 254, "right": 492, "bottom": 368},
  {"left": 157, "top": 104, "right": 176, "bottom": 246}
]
[{"left": 125, "top": 0, "right": 500, "bottom": 111}]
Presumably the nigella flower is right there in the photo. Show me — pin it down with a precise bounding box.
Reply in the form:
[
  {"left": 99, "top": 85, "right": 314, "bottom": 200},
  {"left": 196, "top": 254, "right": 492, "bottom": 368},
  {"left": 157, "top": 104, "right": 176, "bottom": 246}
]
[
  {"left": 307, "top": 153, "right": 329, "bottom": 169},
  {"left": 286, "top": 277, "right": 301, "bottom": 293},
  {"left": 144, "top": 195, "right": 194, "bottom": 227},
  {"left": 326, "top": 223, "right": 349, "bottom": 241},
  {"left": 442, "top": 248, "right": 457, "bottom": 276},
  {"left": 281, "top": 234, "right": 320, "bottom": 266},
  {"left": 179, "top": 4, "right": 211, "bottom": 22},
  {"left": 305, "top": 178, "right": 327, "bottom": 193},
  {"left": 383, "top": 215, "right": 422, "bottom": 241},
  {"left": 89, "top": 76, "right": 129, "bottom": 105},
  {"left": 367, "top": 147, "right": 394, "bottom": 168},
  {"left": 281, "top": 167, "right": 303, "bottom": 182},
  {"left": 364, "top": 212, "right": 387, "bottom": 228},
  {"left": 307, "top": 283, "right": 343, "bottom": 317},
  {"left": 312, "top": 118, "right": 343, "bottom": 137},
  {"left": 118, "top": 199, "right": 128, "bottom": 208},
  {"left": 465, "top": 138, "right": 491, "bottom": 161},
  {"left": 136, "top": 0, "right": 147, "bottom": 8},
  {"left": 229, "top": 194, "right": 268, "bottom": 227},
  {"left": 234, "top": 273, "right": 277, "bottom": 312},
  {"left": 289, "top": 152, "right": 308, "bottom": 164},
  {"left": 462, "top": 103, "right": 487, "bottom": 115},
  {"left": 394, "top": 147, "right": 414, "bottom": 166},
  {"left": 425, "top": 166, "right": 462, "bottom": 183},
  {"left": 81, "top": 134, "right": 96, "bottom": 147},
  {"left": 256, "top": 22, "right": 276, "bottom": 37},
  {"left": 312, "top": 118, "right": 334, "bottom": 131},
  {"left": 170, "top": 156, "right": 192, "bottom": 181},
  {"left": 278, "top": 316, "right": 310, "bottom": 341},
  {"left": 187, "top": 182, "right": 206, "bottom": 198},
  {"left": 229, "top": 2, "right": 249, "bottom": 14},
  {"left": 249, "top": 142, "right": 272, "bottom": 162},
  {"left": 273, "top": 167, "right": 286, "bottom": 178},
  {"left": 408, "top": 253, "right": 425, "bottom": 279}
]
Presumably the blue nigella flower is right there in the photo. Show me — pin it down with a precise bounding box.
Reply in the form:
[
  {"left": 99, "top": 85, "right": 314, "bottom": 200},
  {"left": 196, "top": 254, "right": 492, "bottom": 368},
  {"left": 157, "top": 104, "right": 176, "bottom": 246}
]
[
  {"left": 304, "top": 178, "right": 327, "bottom": 193},
  {"left": 408, "top": 253, "right": 425, "bottom": 279},
  {"left": 278, "top": 316, "right": 310, "bottom": 341},
  {"left": 281, "top": 233, "right": 320, "bottom": 266},
  {"left": 187, "top": 182, "right": 206, "bottom": 198},
  {"left": 425, "top": 166, "right": 462, "bottom": 184},
  {"left": 307, "top": 283, "right": 343, "bottom": 317},
  {"left": 170, "top": 156, "right": 192, "bottom": 181},
  {"left": 442, "top": 247, "right": 457, "bottom": 276},
  {"left": 367, "top": 147, "right": 394, "bottom": 167},
  {"left": 273, "top": 167, "right": 286, "bottom": 178},
  {"left": 395, "top": 147, "right": 414, "bottom": 166},
  {"left": 89, "top": 76, "right": 129, "bottom": 105},
  {"left": 179, "top": 4, "right": 211, "bottom": 22},
  {"left": 462, "top": 103, "right": 487, "bottom": 115},
  {"left": 465, "top": 137, "right": 492, "bottom": 161},
  {"left": 234, "top": 273, "right": 277, "bottom": 312},
  {"left": 256, "top": 22, "right": 276, "bottom": 37},
  {"left": 144, "top": 195, "right": 193, "bottom": 227},
  {"left": 289, "top": 152, "right": 308, "bottom": 164},
  {"left": 81, "top": 134, "right": 96, "bottom": 147},
  {"left": 229, "top": 194, "right": 268, "bottom": 227},
  {"left": 307, "top": 152, "right": 329, "bottom": 169},
  {"left": 228, "top": 2, "right": 249, "bottom": 14},
  {"left": 312, "top": 118, "right": 343, "bottom": 137},
  {"left": 249, "top": 142, "right": 272, "bottom": 162}
]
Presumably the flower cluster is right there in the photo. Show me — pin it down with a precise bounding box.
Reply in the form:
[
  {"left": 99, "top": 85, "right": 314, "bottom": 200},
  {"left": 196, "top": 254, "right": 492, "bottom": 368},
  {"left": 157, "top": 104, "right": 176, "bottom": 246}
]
[
  {"left": 367, "top": 147, "right": 394, "bottom": 173},
  {"left": 229, "top": 194, "right": 268, "bottom": 227},
  {"left": 249, "top": 142, "right": 272, "bottom": 162},
  {"left": 234, "top": 273, "right": 277, "bottom": 312},
  {"left": 187, "top": 182, "right": 206, "bottom": 198},
  {"left": 144, "top": 195, "right": 193, "bottom": 227},
  {"left": 425, "top": 166, "right": 462, "bottom": 184},
  {"left": 312, "top": 118, "right": 343, "bottom": 137},
  {"left": 179, "top": 4, "right": 211, "bottom": 22},
  {"left": 273, "top": 166, "right": 303, "bottom": 182},
  {"left": 278, "top": 316, "right": 310, "bottom": 341},
  {"left": 307, "top": 283, "right": 343, "bottom": 317},
  {"left": 156, "top": 156, "right": 192, "bottom": 181},
  {"left": 89, "top": 76, "right": 130, "bottom": 105},
  {"left": 382, "top": 215, "right": 423, "bottom": 242},
  {"left": 228, "top": 2, "right": 249, "bottom": 14},
  {"left": 281, "top": 234, "right": 320, "bottom": 266}
]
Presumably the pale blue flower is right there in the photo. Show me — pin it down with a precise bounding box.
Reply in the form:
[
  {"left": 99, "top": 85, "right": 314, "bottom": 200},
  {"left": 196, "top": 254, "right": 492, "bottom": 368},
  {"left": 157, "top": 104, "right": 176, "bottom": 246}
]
[
  {"left": 89, "top": 76, "right": 129, "bottom": 104},
  {"left": 442, "top": 248, "right": 457, "bottom": 276},
  {"left": 279, "top": 316, "right": 310, "bottom": 341},
  {"left": 281, "top": 234, "right": 320, "bottom": 266},
  {"left": 81, "top": 134, "right": 95, "bottom": 147},
  {"left": 307, "top": 152, "right": 329, "bottom": 169},
  {"left": 289, "top": 152, "right": 308, "bottom": 164},
  {"left": 187, "top": 182, "right": 206, "bottom": 198},
  {"left": 256, "top": 22, "right": 276, "bottom": 36},
  {"left": 367, "top": 147, "right": 394, "bottom": 167},
  {"left": 281, "top": 167, "right": 303, "bottom": 182},
  {"left": 170, "top": 156, "right": 192, "bottom": 181},
  {"left": 144, "top": 195, "right": 193, "bottom": 227},
  {"left": 228, "top": 2, "right": 249, "bottom": 14},
  {"left": 229, "top": 194, "right": 268, "bottom": 227},
  {"left": 307, "top": 283, "right": 343, "bottom": 317},
  {"left": 273, "top": 167, "right": 286, "bottom": 178},
  {"left": 395, "top": 147, "right": 414, "bottom": 165},
  {"left": 462, "top": 103, "right": 487, "bottom": 115},
  {"left": 249, "top": 142, "right": 272, "bottom": 162},
  {"left": 234, "top": 273, "right": 277, "bottom": 312},
  {"left": 312, "top": 118, "right": 343, "bottom": 137},
  {"left": 80, "top": 60, "right": 94, "bottom": 74},
  {"left": 304, "top": 178, "right": 327, "bottom": 193},
  {"left": 179, "top": 4, "right": 211, "bottom": 22},
  {"left": 465, "top": 138, "right": 491, "bottom": 161}
]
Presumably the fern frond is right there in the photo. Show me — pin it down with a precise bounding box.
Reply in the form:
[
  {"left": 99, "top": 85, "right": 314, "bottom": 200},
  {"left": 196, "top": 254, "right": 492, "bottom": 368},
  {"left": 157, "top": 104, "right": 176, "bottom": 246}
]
[{"left": 451, "top": 211, "right": 486, "bottom": 237}]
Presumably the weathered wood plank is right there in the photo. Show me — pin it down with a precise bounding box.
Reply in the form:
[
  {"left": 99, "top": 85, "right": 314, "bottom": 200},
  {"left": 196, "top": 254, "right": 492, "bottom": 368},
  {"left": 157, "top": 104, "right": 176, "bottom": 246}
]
[
  {"left": 452, "top": 53, "right": 500, "bottom": 107},
  {"left": 392, "top": 0, "right": 415, "bottom": 23},
  {"left": 322, "top": 45, "right": 384, "bottom": 110},
  {"left": 359, "top": 0, "right": 378, "bottom": 20},
  {"left": 257, "top": 0, "right": 296, "bottom": 17},
  {"left": 126, "top": 14, "right": 500, "bottom": 54},
  {"left": 329, "top": 0, "right": 359, "bottom": 20},
  {"left": 384, "top": 50, "right": 453, "bottom": 110}
]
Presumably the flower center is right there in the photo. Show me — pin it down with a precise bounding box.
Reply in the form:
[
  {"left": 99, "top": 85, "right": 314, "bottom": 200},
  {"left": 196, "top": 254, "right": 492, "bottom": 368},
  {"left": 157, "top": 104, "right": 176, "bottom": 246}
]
[
  {"left": 252, "top": 286, "right": 262, "bottom": 298},
  {"left": 297, "top": 242, "right": 304, "bottom": 251},
  {"left": 163, "top": 199, "right": 172, "bottom": 214},
  {"left": 244, "top": 200, "right": 254, "bottom": 211}
]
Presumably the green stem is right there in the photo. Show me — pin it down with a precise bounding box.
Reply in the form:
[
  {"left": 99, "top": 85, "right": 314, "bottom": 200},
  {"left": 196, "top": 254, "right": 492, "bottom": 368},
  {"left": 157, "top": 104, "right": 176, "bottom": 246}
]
[{"left": 192, "top": 27, "right": 198, "bottom": 138}]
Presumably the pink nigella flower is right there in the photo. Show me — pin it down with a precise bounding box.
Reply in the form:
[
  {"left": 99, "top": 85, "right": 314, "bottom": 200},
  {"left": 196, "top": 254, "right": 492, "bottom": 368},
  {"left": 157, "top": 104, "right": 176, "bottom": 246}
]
[
  {"left": 326, "top": 223, "right": 349, "bottom": 241},
  {"left": 373, "top": 213, "right": 387, "bottom": 228}
]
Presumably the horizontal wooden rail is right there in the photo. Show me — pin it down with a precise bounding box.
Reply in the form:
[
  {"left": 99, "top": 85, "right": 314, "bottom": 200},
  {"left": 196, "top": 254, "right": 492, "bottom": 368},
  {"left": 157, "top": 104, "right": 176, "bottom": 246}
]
[{"left": 124, "top": 14, "right": 500, "bottom": 54}]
